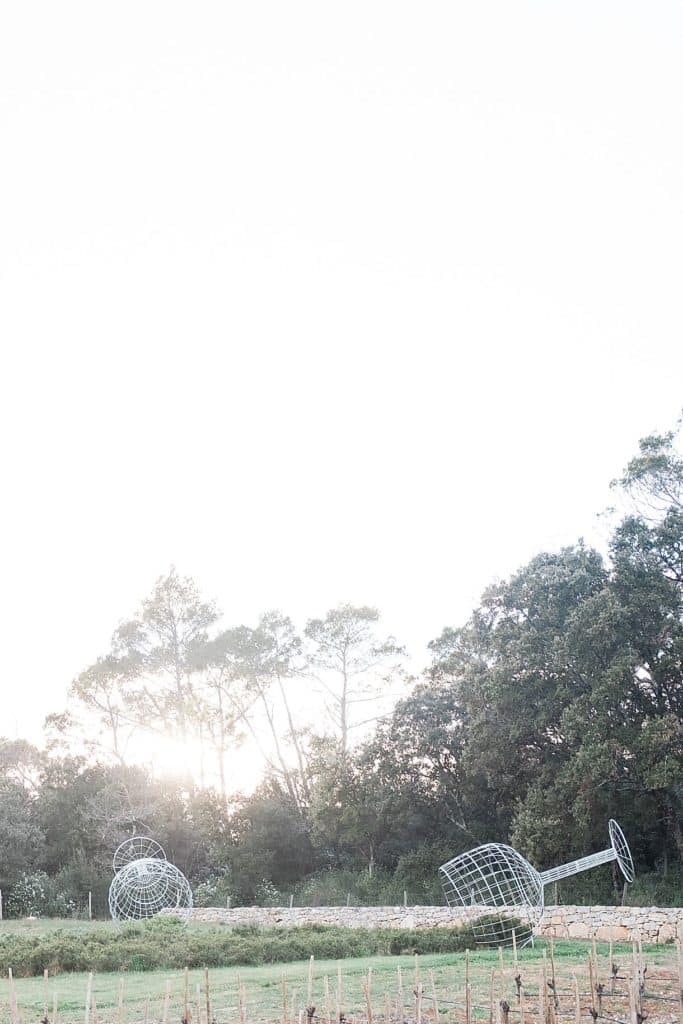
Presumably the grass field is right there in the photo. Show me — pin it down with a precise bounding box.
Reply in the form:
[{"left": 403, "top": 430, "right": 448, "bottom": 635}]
[{"left": 2, "top": 937, "right": 680, "bottom": 1024}]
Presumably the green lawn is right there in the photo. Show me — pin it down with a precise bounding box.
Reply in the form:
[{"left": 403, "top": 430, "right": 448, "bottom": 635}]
[{"left": 2, "top": 939, "right": 674, "bottom": 1024}]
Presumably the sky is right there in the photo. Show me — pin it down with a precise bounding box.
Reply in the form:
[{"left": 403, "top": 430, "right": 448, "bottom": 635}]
[{"left": 1, "top": 1, "right": 682, "bottom": 757}]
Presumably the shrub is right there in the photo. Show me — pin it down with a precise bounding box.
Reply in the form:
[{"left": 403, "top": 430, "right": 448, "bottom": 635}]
[
  {"left": 5, "top": 872, "right": 79, "bottom": 919},
  {"left": 194, "top": 873, "right": 235, "bottom": 908},
  {"left": 0, "top": 920, "right": 477, "bottom": 977}
]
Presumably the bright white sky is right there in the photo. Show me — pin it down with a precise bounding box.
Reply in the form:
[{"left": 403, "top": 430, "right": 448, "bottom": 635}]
[{"left": 1, "top": 1, "right": 682, "bottom": 758}]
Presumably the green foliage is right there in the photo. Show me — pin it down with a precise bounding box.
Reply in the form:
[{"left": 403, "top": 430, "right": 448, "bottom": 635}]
[
  {"left": 1, "top": 423, "right": 682, "bottom": 915},
  {"left": 0, "top": 919, "right": 477, "bottom": 977},
  {"left": 0, "top": 780, "right": 44, "bottom": 889},
  {"left": 5, "top": 872, "right": 78, "bottom": 918}
]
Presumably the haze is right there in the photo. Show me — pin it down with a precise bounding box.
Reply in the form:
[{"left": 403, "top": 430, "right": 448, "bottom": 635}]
[{"left": 1, "top": 1, "right": 682, "bottom": 746}]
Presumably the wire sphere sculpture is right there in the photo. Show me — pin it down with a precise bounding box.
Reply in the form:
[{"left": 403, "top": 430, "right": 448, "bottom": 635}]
[
  {"left": 439, "top": 818, "right": 634, "bottom": 948},
  {"left": 108, "top": 857, "right": 193, "bottom": 922},
  {"left": 113, "top": 836, "right": 167, "bottom": 873}
]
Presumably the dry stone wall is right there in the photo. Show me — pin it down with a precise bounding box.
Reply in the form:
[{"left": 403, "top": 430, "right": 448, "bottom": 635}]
[{"left": 190, "top": 905, "right": 683, "bottom": 944}]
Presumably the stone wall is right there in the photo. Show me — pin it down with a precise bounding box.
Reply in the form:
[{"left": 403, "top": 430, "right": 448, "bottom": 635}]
[{"left": 190, "top": 905, "right": 683, "bottom": 944}]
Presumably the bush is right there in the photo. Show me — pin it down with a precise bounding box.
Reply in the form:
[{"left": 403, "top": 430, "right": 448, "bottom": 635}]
[
  {"left": 292, "top": 868, "right": 404, "bottom": 906},
  {"left": 194, "top": 873, "right": 235, "bottom": 908},
  {"left": 5, "top": 872, "right": 78, "bottom": 919},
  {"left": 549, "top": 869, "right": 683, "bottom": 908},
  {"left": 0, "top": 919, "right": 478, "bottom": 977}
]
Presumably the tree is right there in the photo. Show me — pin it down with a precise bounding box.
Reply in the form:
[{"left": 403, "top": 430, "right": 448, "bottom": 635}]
[
  {"left": 309, "top": 727, "right": 448, "bottom": 876},
  {"left": 305, "top": 605, "right": 406, "bottom": 755},
  {"left": 0, "top": 738, "right": 43, "bottom": 793},
  {"left": 197, "top": 613, "right": 310, "bottom": 811},
  {"left": 424, "top": 419, "right": 683, "bottom": 875},
  {"left": 71, "top": 568, "right": 219, "bottom": 774},
  {"left": 70, "top": 655, "right": 136, "bottom": 764},
  {"left": 227, "top": 781, "right": 316, "bottom": 896},
  {"left": 185, "top": 635, "right": 246, "bottom": 803},
  {"left": 0, "top": 777, "right": 44, "bottom": 888},
  {"left": 612, "top": 419, "right": 682, "bottom": 517},
  {"left": 429, "top": 545, "right": 609, "bottom": 847},
  {"left": 113, "top": 567, "right": 219, "bottom": 743}
]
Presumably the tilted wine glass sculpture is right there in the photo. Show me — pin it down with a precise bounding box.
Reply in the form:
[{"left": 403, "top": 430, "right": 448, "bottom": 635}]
[
  {"left": 439, "top": 819, "right": 634, "bottom": 948},
  {"left": 108, "top": 856, "right": 193, "bottom": 922}
]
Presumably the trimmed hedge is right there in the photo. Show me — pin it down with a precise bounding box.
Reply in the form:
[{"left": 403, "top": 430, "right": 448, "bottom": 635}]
[{"left": 0, "top": 918, "right": 477, "bottom": 977}]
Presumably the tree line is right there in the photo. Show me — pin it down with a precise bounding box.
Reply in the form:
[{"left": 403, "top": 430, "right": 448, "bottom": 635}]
[{"left": 1, "top": 423, "right": 681, "bottom": 914}]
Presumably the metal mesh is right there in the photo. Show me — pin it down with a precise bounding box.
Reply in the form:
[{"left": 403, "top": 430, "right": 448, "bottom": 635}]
[
  {"left": 439, "top": 820, "right": 634, "bottom": 948},
  {"left": 113, "top": 836, "right": 167, "bottom": 873},
  {"left": 608, "top": 819, "right": 635, "bottom": 882},
  {"left": 439, "top": 843, "right": 542, "bottom": 948},
  {"left": 539, "top": 847, "right": 614, "bottom": 884},
  {"left": 108, "top": 857, "right": 193, "bottom": 921}
]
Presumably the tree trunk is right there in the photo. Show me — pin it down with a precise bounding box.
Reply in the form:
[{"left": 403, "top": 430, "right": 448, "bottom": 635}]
[
  {"left": 258, "top": 689, "right": 302, "bottom": 813},
  {"left": 276, "top": 673, "right": 310, "bottom": 801},
  {"left": 340, "top": 648, "right": 349, "bottom": 756}
]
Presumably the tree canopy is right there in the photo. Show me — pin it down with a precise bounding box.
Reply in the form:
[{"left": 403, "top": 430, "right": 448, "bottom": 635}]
[{"left": 1, "top": 422, "right": 681, "bottom": 912}]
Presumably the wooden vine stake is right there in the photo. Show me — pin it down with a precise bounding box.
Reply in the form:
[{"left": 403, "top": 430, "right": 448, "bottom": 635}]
[
  {"left": 498, "top": 946, "right": 505, "bottom": 995},
  {"left": 518, "top": 971, "right": 525, "bottom": 1024},
  {"left": 676, "top": 938, "right": 683, "bottom": 1024},
  {"left": 587, "top": 955, "right": 596, "bottom": 1021},
  {"left": 489, "top": 969, "right": 496, "bottom": 1024},
  {"left": 195, "top": 983, "right": 202, "bottom": 1024},
  {"left": 238, "top": 975, "right": 246, "bottom": 1024},
  {"left": 609, "top": 927, "right": 617, "bottom": 994},
  {"left": 84, "top": 973, "right": 93, "bottom": 1024},
  {"left": 414, "top": 965, "right": 423, "bottom": 1024},
  {"left": 397, "top": 964, "right": 405, "bottom": 1021},
  {"left": 362, "top": 970, "right": 373, "bottom": 1024},
  {"left": 572, "top": 974, "right": 580, "bottom": 1024},
  {"left": 308, "top": 956, "right": 315, "bottom": 1009},
  {"left": 281, "top": 974, "right": 288, "bottom": 1024},
  {"left": 414, "top": 954, "right": 423, "bottom": 1024},
  {"left": 243, "top": 982, "right": 250, "bottom": 1024},
  {"left": 53, "top": 986, "right": 59, "bottom": 1024},
  {"left": 463, "top": 948, "right": 471, "bottom": 1024},
  {"left": 336, "top": 964, "right": 343, "bottom": 1024},
  {"left": 8, "top": 968, "right": 17, "bottom": 1024},
  {"left": 117, "top": 977, "right": 125, "bottom": 1024},
  {"left": 205, "top": 969, "right": 212, "bottom": 1024},
  {"left": 550, "top": 939, "right": 559, "bottom": 1011},
  {"left": 415, "top": 982, "right": 423, "bottom": 1024},
  {"left": 324, "top": 976, "right": 331, "bottom": 1024},
  {"left": 628, "top": 974, "right": 638, "bottom": 1024},
  {"left": 162, "top": 980, "right": 171, "bottom": 1024},
  {"left": 537, "top": 968, "right": 545, "bottom": 1024},
  {"left": 428, "top": 969, "right": 439, "bottom": 1022},
  {"left": 183, "top": 968, "right": 190, "bottom": 1024},
  {"left": 42, "top": 968, "right": 49, "bottom": 1024}
]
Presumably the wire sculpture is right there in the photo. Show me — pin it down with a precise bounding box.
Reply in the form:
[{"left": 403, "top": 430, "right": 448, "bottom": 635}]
[
  {"left": 108, "top": 856, "right": 193, "bottom": 922},
  {"left": 439, "top": 818, "right": 634, "bottom": 948},
  {"left": 113, "top": 836, "right": 167, "bottom": 873}
]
